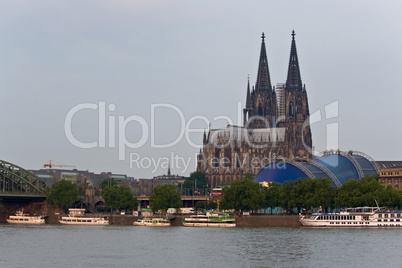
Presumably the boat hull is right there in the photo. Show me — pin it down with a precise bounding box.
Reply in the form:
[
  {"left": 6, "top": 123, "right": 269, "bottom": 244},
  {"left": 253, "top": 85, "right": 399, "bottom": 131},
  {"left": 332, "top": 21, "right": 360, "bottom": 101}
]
[
  {"left": 133, "top": 218, "right": 171, "bottom": 226},
  {"left": 133, "top": 222, "right": 170, "bottom": 227},
  {"left": 183, "top": 215, "right": 236, "bottom": 227},
  {"left": 7, "top": 218, "right": 45, "bottom": 225},
  {"left": 182, "top": 222, "right": 236, "bottom": 227},
  {"left": 59, "top": 217, "right": 109, "bottom": 226}
]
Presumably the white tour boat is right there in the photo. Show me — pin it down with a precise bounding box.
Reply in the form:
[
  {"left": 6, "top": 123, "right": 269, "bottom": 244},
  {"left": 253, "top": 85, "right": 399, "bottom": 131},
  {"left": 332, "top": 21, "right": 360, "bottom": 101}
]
[
  {"left": 299, "top": 206, "right": 402, "bottom": 227},
  {"left": 133, "top": 217, "right": 171, "bottom": 226},
  {"left": 183, "top": 211, "right": 236, "bottom": 227},
  {"left": 7, "top": 210, "right": 45, "bottom": 225},
  {"left": 59, "top": 208, "right": 109, "bottom": 226}
]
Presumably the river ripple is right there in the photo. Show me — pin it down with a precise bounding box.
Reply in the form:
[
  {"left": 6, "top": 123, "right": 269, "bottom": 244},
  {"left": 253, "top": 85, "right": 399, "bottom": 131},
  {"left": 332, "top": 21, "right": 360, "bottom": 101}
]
[{"left": 0, "top": 224, "right": 401, "bottom": 268}]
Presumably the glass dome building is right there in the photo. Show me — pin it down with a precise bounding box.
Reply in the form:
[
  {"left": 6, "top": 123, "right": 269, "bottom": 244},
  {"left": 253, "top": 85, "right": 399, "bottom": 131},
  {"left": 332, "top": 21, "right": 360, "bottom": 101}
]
[{"left": 254, "top": 151, "right": 379, "bottom": 187}]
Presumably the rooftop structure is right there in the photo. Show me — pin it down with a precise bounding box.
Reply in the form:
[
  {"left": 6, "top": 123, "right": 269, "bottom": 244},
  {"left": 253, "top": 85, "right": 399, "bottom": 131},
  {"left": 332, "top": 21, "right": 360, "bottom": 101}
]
[{"left": 254, "top": 150, "right": 379, "bottom": 187}]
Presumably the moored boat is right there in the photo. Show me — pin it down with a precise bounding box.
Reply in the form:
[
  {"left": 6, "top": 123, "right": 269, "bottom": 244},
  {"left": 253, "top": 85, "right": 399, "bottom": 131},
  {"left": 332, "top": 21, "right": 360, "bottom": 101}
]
[
  {"left": 133, "top": 217, "right": 171, "bottom": 226},
  {"left": 299, "top": 206, "right": 402, "bottom": 227},
  {"left": 59, "top": 208, "right": 109, "bottom": 226},
  {"left": 7, "top": 210, "right": 45, "bottom": 225},
  {"left": 183, "top": 211, "right": 236, "bottom": 227}
]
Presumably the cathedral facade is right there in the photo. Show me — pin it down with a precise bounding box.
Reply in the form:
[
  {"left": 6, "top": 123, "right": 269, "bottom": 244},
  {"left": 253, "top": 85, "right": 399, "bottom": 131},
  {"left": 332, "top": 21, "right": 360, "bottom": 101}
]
[{"left": 197, "top": 31, "right": 313, "bottom": 188}]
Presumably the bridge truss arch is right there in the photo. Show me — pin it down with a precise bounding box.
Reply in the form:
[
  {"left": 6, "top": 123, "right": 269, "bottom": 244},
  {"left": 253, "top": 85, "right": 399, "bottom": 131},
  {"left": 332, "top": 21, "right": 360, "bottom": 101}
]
[{"left": 0, "top": 160, "right": 47, "bottom": 197}]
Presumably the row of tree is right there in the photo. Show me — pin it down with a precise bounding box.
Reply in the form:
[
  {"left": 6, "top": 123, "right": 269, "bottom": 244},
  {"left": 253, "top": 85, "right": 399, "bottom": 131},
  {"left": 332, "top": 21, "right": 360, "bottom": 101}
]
[
  {"left": 46, "top": 179, "right": 141, "bottom": 212},
  {"left": 220, "top": 175, "right": 402, "bottom": 213},
  {"left": 47, "top": 172, "right": 398, "bottom": 214},
  {"left": 46, "top": 179, "right": 181, "bottom": 212}
]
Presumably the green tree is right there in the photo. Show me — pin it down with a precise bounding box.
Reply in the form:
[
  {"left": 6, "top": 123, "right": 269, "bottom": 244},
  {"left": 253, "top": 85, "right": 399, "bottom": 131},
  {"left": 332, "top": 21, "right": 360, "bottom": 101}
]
[
  {"left": 263, "top": 182, "right": 281, "bottom": 214},
  {"left": 182, "top": 171, "right": 207, "bottom": 195},
  {"left": 101, "top": 185, "right": 139, "bottom": 211},
  {"left": 278, "top": 180, "right": 295, "bottom": 212},
  {"left": 47, "top": 180, "right": 80, "bottom": 210},
  {"left": 334, "top": 175, "right": 400, "bottom": 208},
  {"left": 194, "top": 200, "right": 218, "bottom": 211},
  {"left": 149, "top": 184, "right": 182, "bottom": 212},
  {"left": 277, "top": 178, "right": 335, "bottom": 213},
  {"left": 99, "top": 178, "right": 118, "bottom": 189},
  {"left": 220, "top": 179, "right": 264, "bottom": 212},
  {"left": 308, "top": 178, "right": 335, "bottom": 211}
]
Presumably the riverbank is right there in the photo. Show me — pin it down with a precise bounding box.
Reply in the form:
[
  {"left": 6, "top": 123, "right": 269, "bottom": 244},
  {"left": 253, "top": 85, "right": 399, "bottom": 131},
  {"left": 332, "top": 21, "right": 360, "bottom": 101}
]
[{"left": 1, "top": 212, "right": 302, "bottom": 227}]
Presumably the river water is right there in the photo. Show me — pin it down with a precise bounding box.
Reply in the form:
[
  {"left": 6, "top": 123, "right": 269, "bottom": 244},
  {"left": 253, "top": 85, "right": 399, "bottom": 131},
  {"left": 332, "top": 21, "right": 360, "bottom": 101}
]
[{"left": 0, "top": 224, "right": 401, "bottom": 268}]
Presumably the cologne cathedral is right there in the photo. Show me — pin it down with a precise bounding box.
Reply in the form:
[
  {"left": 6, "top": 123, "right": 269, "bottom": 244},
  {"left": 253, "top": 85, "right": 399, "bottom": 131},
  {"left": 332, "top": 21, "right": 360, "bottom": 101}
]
[{"left": 197, "top": 31, "right": 313, "bottom": 188}]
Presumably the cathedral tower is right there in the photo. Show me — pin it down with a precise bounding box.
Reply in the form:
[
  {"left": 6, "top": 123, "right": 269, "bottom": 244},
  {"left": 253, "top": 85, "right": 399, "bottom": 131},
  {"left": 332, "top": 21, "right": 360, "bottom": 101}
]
[
  {"left": 279, "top": 30, "right": 312, "bottom": 158},
  {"left": 243, "top": 33, "right": 277, "bottom": 128},
  {"left": 198, "top": 31, "right": 313, "bottom": 188}
]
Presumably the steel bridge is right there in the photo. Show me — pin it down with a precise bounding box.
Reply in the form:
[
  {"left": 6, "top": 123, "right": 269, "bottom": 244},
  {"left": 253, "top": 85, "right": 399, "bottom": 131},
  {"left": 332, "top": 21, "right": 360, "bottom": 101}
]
[{"left": 0, "top": 160, "right": 47, "bottom": 200}]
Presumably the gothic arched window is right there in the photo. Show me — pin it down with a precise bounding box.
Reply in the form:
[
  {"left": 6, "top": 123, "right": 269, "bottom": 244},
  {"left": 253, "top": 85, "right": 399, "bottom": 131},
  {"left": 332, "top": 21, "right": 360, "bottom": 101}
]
[
  {"left": 289, "top": 102, "right": 294, "bottom": 116},
  {"left": 258, "top": 104, "right": 263, "bottom": 116}
]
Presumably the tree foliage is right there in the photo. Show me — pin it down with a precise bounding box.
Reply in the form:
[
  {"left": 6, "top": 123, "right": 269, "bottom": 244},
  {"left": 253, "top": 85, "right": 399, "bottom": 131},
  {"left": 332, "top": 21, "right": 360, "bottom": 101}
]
[
  {"left": 263, "top": 182, "right": 281, "bottom": 214},
  {"left": 47, "top": 180, "right": 80, "bottom": 210},
  {"left": 149, "top": 184, "right": 182, "bottom": 212},
  {"left": 279, "top": 178, "right": 335, "bottom": 212},
  {"left": 194, "top": 200, "right": 218, "bottom": 211},
  {"left": 221, "top": 175, "right": 400, "bottom": 213},
  {"left": 182, "top": 172, "right": 207, "bottom": 194},
  {"left": 101, "top": 185, "right": 139, "bottom": 211},
  {"left": 334, "top": 175, "right": 401, "bottom": 208},
  {"left": 99, "top": 178, "right": 119, "bottom": 190},
  {"left": 220, "top": 179, "right": 264, "bottom": 212}
]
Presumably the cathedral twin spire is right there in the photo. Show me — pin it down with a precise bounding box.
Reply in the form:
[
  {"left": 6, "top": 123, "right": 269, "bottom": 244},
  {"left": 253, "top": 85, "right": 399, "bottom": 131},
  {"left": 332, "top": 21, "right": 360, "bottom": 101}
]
[
  {"left": 255, "top": 32, "right": 272, "bottom": 92},
  {"left": 254, "top": 30, "right": 302, "bottom": 92},
  {"left": 286, "top": 30, "right": 303, "bottom": 90},
  {"left": 244, "top": 30, "right": 305, "bottom": 126}
]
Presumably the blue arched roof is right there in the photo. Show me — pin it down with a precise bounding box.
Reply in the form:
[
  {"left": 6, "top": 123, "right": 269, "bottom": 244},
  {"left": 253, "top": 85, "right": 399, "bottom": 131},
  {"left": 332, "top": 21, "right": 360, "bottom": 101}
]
[
  {"left": 349, "top": 154, "right": 377, "bottom": 176},
  {"left": 254, "top": 162, "right": 308, "bottom": 184},
  {"left": 312, "top": 154, "right": 359, "bottom": 185},
  {"left": 254, "top": 151, "right": 379, "bottom": 186}
]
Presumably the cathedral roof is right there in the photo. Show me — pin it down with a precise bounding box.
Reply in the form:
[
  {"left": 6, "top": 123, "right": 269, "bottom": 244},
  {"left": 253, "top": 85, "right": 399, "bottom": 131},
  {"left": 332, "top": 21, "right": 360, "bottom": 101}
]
[{"left": 208, "top": 125, "right": 285, "bottom": 144}]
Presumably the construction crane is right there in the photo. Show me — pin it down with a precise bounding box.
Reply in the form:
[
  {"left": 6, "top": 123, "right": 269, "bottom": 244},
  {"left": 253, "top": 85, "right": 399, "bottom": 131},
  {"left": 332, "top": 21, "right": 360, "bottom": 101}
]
[{"left": 43, "top": 160, "right": 76, "bottom": 169}]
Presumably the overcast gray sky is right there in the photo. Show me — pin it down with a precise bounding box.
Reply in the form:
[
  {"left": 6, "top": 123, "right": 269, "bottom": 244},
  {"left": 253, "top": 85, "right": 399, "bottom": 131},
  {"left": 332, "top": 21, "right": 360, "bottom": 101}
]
[{"left": 1, "top": 0, "right": 401, "bottom": 178}]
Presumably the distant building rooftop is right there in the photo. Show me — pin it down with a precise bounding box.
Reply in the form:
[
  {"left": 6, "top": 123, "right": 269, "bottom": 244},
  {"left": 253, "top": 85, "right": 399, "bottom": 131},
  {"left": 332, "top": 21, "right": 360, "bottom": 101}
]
[{"left": 375, "top": 161, "right": 402, "bottom": 169}]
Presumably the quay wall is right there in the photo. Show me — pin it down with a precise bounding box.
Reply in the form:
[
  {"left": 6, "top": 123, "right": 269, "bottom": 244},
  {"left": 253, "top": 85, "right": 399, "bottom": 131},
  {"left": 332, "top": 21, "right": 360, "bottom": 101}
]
[
  {"left": 236, "top": 214, "right": 302, "bottom": 227},
  {"left": 167, "top": 214, "right": 302, "bottom": 227}
]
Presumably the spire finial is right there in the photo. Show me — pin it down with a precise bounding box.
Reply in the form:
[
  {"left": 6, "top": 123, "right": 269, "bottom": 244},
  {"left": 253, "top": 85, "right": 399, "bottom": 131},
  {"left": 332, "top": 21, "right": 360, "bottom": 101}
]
[
  {"left": 291, "top": 30, "right": 295, "bottom": 39},
  {"left": 261, "top": 32, "right": 265, "bottom": 41}
]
